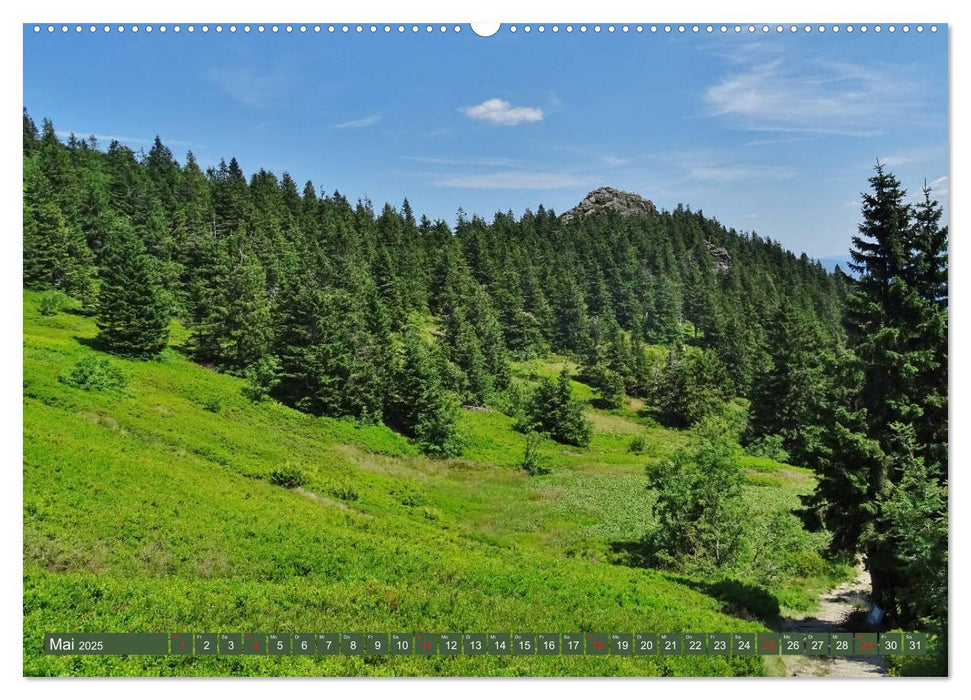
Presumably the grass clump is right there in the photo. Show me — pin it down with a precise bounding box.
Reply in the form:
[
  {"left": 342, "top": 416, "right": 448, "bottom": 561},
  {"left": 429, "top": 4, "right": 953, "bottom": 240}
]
[{"left": 269, "top": 466, "right": 308, "bottom": 489}]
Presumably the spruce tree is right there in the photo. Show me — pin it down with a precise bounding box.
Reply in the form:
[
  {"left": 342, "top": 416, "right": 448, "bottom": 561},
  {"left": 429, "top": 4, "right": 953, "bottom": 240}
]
[
  {"left": 191, "top": 238, "right": 273, "bottom": 373},
  {"left": 522, "top": 369, "right": 592, "bottom": 447},
  {"left": 748, "top": 302, "right": 830, "bottom": 465},
  {"left": 804, "top": 164, "right": 948, "bottom": 622},
  {"left": 387, "top": 322, "right": 461, "bottom": 456},
  {"left": 95, "top": 219, "right": 170, "bottom": 358}
]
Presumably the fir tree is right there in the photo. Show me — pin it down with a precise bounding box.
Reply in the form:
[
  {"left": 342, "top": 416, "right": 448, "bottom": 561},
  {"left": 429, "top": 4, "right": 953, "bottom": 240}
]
[
  {"left": 387, "top": 322, "right": 461, "bottom": 456},
  {"left": 95, "top": 219, "right": 170, "bottom": 358},
  {"left": 521, "top": 369, "right": 592, "bottom": 447}
]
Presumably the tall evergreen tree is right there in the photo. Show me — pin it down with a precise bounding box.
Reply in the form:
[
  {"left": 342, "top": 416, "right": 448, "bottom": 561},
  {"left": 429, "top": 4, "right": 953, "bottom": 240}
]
[
  {"left": 804, "top": 164, "right": 948, "bottom": 623},
  {"left": 95, "top": 219, "right": 170, "bottom": 358},
  {"left": 387, "top": 322, "right": 461, "bottom": 456}
]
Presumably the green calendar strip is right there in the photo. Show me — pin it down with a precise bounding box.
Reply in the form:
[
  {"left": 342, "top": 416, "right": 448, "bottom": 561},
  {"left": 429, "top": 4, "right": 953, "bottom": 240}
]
[{"left": 43, "top": 631, "right": 929, "bottom": 656}]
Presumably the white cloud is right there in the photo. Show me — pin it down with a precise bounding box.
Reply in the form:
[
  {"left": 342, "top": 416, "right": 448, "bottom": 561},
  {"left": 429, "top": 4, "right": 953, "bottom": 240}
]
[
  {"left": 704, "top": 55, "right": 925, "bottom": 136},
  {"left": 600, "top": 155, "right": 629, "bottom": 167},
  {"left": 435, "top": 170, "right": 591, "bottom": 190},
  {"left": 334, "top": 114, "right": 381, "bottom": 129},
  {"left": 405, "top": 155, "right": 520, "bottom": 167},
  {"left": 460, "top": 98, "right": 543, "bottom": 126},
  {"left": 208, "top": 64, "right": 291, "bottom": 108},
  {"left": 879, "top": 154, "right": 913, "bottom": 166},
  {"left": 927, "top": 176, "right": 948, "bottom": 197},
  {"left": 685, "top": 164, "right": 796, "bottom": 183}
]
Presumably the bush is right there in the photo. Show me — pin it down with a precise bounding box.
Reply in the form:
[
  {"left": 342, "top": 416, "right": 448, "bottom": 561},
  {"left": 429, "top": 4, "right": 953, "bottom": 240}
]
[
  {"left": 521, "top": 432, "right": 551, "bottom": 476},
  {"left": 242, "top": 356, "right": 280, "bottom": 402},
  {"left": 60, "top": 355, "right": 128, "bottom": 392},
  {"left": 329, "top": 485, "right": 359, "bottom": 502},
  {"left": 39, "top": 290, "right": 70, "bottom": 317},
  {"left": 202, "top": 397, "right": 222, "bottom": 413},
  {"left": 643, "top": 424, "right": 748, "bottom": 572},
  {"left": 746, "top": 434, "right": 790, "bottom": 462},
  {"left": 628, "top": 436, "right": 648, "bottom": 454},
  {"left": 269, "top": 466, "right": 307, "bottom": 489}
]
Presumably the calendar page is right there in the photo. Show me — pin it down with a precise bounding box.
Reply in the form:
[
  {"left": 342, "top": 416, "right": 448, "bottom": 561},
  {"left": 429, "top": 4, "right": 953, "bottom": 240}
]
[{"left": 20, "top": 10, "right": 949, "bottom": 684}]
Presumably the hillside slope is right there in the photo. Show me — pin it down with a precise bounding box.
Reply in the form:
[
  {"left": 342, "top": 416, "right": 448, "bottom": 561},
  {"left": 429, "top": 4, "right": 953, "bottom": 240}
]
[{"left": 24, "top": 291, "right": 828, "bottom": 676}]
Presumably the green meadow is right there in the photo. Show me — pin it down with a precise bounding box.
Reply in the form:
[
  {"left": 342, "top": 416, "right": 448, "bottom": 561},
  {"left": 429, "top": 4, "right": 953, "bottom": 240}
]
[{"left": 23, "top": 291, "right": 845, "bottom": 676}]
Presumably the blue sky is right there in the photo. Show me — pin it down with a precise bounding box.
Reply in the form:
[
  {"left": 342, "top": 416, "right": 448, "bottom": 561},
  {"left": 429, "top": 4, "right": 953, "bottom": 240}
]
[{"left": 23, "top": 25, "right": 947, "bottom": 257}]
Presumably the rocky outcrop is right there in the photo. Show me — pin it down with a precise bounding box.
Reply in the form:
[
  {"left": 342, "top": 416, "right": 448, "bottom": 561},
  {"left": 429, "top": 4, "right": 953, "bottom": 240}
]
[
  {"left": 706, "top": 242, "right": 731, "bottom": 272},
  {"left": 561, "top": 187, "right": 657, "bottom": 222}
]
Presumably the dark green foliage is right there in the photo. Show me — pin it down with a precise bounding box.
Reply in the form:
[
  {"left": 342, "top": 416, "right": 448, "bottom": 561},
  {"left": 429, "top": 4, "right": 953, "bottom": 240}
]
[
  {"left": 643, "top": 422, "right": 748, "bottom": 572},
  {"left": 61, "top": 355, "right": 128, "bottom": 392},
  {"left": 803, "top": 165, "right": 948, "bottom": 632},
  {"left": 519, "top": 369, "right": 592, "bottom": 447},
  {"left": 23, "top": 159, "right": 95, "bottom": 306},
  {"left": 747, "top": 302, "right": 830, "bottom": 465},
  {"left": 242, "top": 356, "right": 281, "bottom": 403},
  {"left": 627, "top": 436, "right": 648, "bottom": 455},
  {"left": 95, "top": 220, "right": 170, "bottom": 359},
  {"left": 22, "top": 112, "right": 858, "bottom": 474},
  {"left": 653, "top": 347, "right": 733, "bottom": 428},
  {"left": 190, "top": 241, "right": 273, "bottom": 373},
  {"left": 386, "top": 323, "right": 461, "bottom": 457},
  {"left": 867, "top": 424, "right": 947, "bottom": 627},
  {"left": 274, "top": 282, "right": 386, "bottom": 422},
  {"left": 269, "top": 466, "right": 308, "bottom": 489}
]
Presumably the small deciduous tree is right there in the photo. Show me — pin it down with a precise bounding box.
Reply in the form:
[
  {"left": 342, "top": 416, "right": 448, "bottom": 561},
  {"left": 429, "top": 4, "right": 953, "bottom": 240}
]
[{"left": 643, "top": 420, "right": 748, "bottom": 572}]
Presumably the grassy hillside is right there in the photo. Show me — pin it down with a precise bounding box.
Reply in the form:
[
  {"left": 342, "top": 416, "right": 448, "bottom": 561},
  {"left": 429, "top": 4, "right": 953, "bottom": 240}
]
[{"left": 23, "top": 291, "right": 841, "bottom": 677}]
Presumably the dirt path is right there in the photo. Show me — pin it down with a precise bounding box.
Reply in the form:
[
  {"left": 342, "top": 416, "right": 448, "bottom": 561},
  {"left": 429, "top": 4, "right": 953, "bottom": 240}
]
[{"left": 780, "top": 566, "right": 890, "bottom": 677}]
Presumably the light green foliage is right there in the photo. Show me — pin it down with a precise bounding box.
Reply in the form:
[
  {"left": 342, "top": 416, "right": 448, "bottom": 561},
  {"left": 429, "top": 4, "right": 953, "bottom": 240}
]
[
  {"left": 745, "top": 434, "right": 790, "bottom": 463},
  {"left": 60, "top": 355, "right": 128, "bottom": 392},
  {"left": 242, "top": 355, "right": 281, "bottom": 403},
  {"left": 39, "top": 290, "right": 71, "bottom": 317},
  {"left": 24, "top": 294, "right": 774, "bottom": 677},
  {"left": 643, "top": 423, "right": 748, "bottom": 573},
  {"left": 521, "top": 432, "right": 551, "bottom": 476}
]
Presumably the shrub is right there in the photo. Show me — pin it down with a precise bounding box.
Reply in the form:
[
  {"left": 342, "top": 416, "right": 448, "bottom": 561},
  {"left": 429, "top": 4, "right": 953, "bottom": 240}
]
[
  {"left": 242, "top": 356, "right": 280, "bottom": 402},
  {"left": 521, "top": 432, "right": 551, "bottom": 476},
  {"left": 269, "top": 466, "right": 307, "bottom": 489},
  {"left": 589, "top": 363, "right": 626, "bottom": 410},
  {"left": 39, "top": 290, "right": 69, "bottom": 317},
  {"left": 643, "top": 424, "right": 748, "bottom": 572},
  {"left": 653, "top": 347, "right": 733, "bottom": 428},
  {"left": 60, "top": 355, "right": 128, "bottom": 392},
  {"left": 203, "top": 397, "right": 222, "bottom": 413},
  {"left": 329, "top": 485, "right": 359, "bottom": 502},
  {"left": 746, "top": 434, "right": 790, "bottom": 462},
  {"left": 628, "top": 436, "right": 648, "bottom": 454}
]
